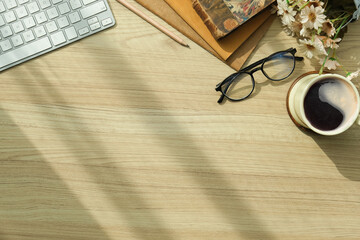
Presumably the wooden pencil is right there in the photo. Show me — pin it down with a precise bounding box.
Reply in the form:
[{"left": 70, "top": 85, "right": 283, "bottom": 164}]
[{"left": 116, "top": 0, "right": 189, "bottom": 47}]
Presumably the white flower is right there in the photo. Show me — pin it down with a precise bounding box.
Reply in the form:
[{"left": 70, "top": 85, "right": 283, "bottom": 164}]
[
  {"left": 299, "top": 38, "right": 327, "bottom": 59},
  {"left": 276, "top": 0, "right": 287, "bottom": 7},
  {"left": 314, "top": 36, "right": 327, "bottom": 54},
  {"left": 319, "top": 57, "right": 340, "bottom": 70},
  {"left": 308, "top": 0, "right": 324, "bottom": 8},
  {"left": 291, "top": 19, "right": 303, "bottom": 33},
  {"left": 322, "top": 20, "right": 336, "bottom": 37},
  {"left": 300, "top": 26, "right": 311, "bottom": 37},
  {"left": 300, "top": 5, "right": 326, "bottom": 30},
  {"left": 318, "top": 36, "right": 341, "bottom": 49},
  {"left": 299, "top": 39, "right": 317, "bottom": 58},
  {"left": 347, "top": 70, "right": 360, "bottom": 81},
  {"left": 277, "top": 0, "right": 296, "bottom": 25}
]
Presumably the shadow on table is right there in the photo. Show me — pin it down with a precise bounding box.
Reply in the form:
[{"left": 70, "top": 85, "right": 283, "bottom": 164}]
[
  {"left": 0, "top": 108, "right": 112, "bottom": 240},
  {"left": 102, "top": 42, "right": 277, "bottom": 238},
  {"left": 10, "top": 68, "right": 177, "bottom": 240},
  {"left": 5, "top": 29, "right": 278, "bottom": 240},
  {"left": 303, "top": 127, "right": 360, "bottom": 181}
]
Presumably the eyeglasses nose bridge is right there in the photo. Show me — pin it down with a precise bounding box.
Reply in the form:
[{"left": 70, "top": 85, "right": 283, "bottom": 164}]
[{"left": 249, "top": 67, "right": 262, "bottom": 75}]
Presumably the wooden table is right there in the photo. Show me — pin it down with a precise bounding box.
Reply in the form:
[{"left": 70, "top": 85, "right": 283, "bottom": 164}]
[{"left": 1, "top": 1, "right": 359, "bottom": 239}]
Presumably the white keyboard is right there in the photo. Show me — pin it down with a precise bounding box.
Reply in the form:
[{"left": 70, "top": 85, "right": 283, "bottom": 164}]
[{"left": 0, "top": 0, "right": 115, "bottom": 71}]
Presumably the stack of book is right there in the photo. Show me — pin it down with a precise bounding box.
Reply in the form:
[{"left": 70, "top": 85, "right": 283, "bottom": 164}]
[{"left": 135, "top": 0, "right": 275, "bottom": 71}]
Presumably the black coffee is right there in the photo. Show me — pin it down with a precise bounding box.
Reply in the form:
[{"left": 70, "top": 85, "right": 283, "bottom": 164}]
[{"left": 304, "top": 79, "right": 351, "bottom": 131}]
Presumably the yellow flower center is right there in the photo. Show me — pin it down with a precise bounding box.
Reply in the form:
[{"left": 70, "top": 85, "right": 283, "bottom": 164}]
[
  {"left": 306, "top": 44, "right": 315, "bottom": 51},
  {"left": 309, "top": 12, "right": 316, "bottom": 23}
]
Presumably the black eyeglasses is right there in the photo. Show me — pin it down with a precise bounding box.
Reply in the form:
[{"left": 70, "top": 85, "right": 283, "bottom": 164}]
[{"left": 215, "top": 48, "right": 304, "bottom": 103}]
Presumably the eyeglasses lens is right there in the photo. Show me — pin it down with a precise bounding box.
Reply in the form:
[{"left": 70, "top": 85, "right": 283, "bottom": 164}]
[
  {"left": 221, "top": 72, "right": 253, "bottom": 100},
  {"left": 262, "top": 52, "right": 295, "bottom": 80}
]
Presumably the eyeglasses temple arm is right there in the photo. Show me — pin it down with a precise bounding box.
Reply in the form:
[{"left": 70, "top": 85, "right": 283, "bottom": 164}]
[
  {"left": 295, "top": 56, "right": 304, "bottom": 61},
  {"left": 217, "top": 74, "right": 235, "bottom": 103},
  {"left": 217, "top": 93, "right": 225, "bottom": 103}
]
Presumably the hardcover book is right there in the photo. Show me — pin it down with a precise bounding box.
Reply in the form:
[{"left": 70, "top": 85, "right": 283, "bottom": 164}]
[
  {"left": 164, "top": 0, "right": 271, "bottom": 60},
  {"left": 192, "top": 0, "right": 275, "bottom": 39}
]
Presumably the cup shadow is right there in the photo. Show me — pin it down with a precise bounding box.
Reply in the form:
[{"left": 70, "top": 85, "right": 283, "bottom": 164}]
[{"left": 300, "top": 126, "right": 360, "bottom": 181}]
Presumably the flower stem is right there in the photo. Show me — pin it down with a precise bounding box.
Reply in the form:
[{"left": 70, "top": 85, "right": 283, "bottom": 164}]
[
  {"left": 290, "top": 0, "right": 301, "bottom": 8},
  {"left": 319, "top": 17, "right": 349, "bottom": 75},
  {"left": 331, "top": 14, "right": 349, "bottom": 23},
  {"left": 298, "top": 1, "right": 309, "bottom": 10}
]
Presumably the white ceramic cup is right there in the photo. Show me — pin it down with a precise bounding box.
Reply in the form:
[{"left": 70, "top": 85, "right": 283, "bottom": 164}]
[{"left": 287, "top": 73, "right": 360, "bottom": 135}]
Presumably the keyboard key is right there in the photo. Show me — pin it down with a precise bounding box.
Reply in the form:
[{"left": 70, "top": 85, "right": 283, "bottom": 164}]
[
  {"left": 4, "top": 0, "right": 17, "bottom": 9},
  {"left": 35, "top": 12, "right": 47, "bottom": 24},
  {"left": 87, "top": 16, "right": 98, "bottom": 25},
  {"left": 23, "top": 16, "right": 36, "bottom": 28},
  {"left": 64, "top": 26, "right": 77, "bottom": 40},
  {"left": 39, "top": 0, "right": 51, "bottom": 9},
  {"left": 69, "top": 0, "right": 82, "bottom": 9},
  {"left": 68, "top": 12, "right": 80, "bottom": 23},
  {"left": 82, "top": 0, "right": 96, "bottom": 5},
  {"left": 1, "top": 26, "right": 13, "bottom": 38},
  {"left": 27, "top": 2, "right": 40, "bottom": 14},
  {"left": 12, "top": 21, "right": 25, "bottom": 33},
  {"left": 0, "top": 37, "right": 52, "bottom": 68},
  {"left": 78, "top": 26, "right": 89, "bottom": 35},
  {"left": 51, "top": 0, "right": 62, "bottom": 4},
  {"left": 80, "top": 1, "right": 106, "bottom": 19},
  {"left": 15, "top": 5, "right": 28, "bottom": 18},
  {"left": 18, "top": 0, "right": 30, "bottom": 4},
  {"left": 34, "top": 25, "right": 46, "bottom": 37},
  {"left": 101, "top": 17, "right": 112, "bottom": 26},
  {"left": 11, "top": 35, "right": 24, "bottom": 47},
  {"left": 47, "top": 7, "right": 59, "bottom": 19},
  {"left": 58, "top": 2, "right": 70, "bottom": 14},
  {"left": 22, "top": 30, "right": 35, "bottom": 42},
  {"left": 45, "top": 21, "right": 58, "bottom": 33},
  {"left": 57, "top": 16, "right": 69, "bottom": 28},
  {"left": 50, "top": 31, "right": 66, "bottom": 45},
  {"left": 4, "top": 11, "right": 17, "bottom": 23},
  {"left": 90, "top": 22, "right": 100, "bottom": 31},
  {"left": 0, "top": 16, "right": 5, "bottom": 27},
  {"left": 0, "top": 2, "right": 6, "bottom": 12},
  {"left": 0, "top": 39, "right": 12, "bottom": 51}
]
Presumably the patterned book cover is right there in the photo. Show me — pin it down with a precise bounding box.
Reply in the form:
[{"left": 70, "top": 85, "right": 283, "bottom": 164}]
[{"left": 192, "top": 0, "right": 274, "bottom": 39}]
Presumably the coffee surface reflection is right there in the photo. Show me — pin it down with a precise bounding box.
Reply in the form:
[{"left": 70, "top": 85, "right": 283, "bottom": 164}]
[{"left": 304, "top": 78, "right": 357, "bottom": 131}]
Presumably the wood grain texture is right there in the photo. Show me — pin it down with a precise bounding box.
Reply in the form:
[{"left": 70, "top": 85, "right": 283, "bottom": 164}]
[{"left": 0, "top": 0, "right": 360, "bottom": 239}]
